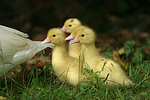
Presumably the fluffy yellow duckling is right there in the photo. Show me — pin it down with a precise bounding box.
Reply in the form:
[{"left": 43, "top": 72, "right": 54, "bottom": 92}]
[
  {"left": 0, "top": 25, "right": 54, "bottom": 77},
  {"left": 61, "top": 18, "right": 82, "bottom": 33},
  {"left": 65, "top": 26, "right": 87, "bottom": 58},
  {"left": 42, "top": 28, "right": 86, "bottom": 86},
  {"left": 70, "top": 27, "right": 133, "bottom": 86},
  {"left": 61, "top": 18, "right": 87, "bottom": 58}
]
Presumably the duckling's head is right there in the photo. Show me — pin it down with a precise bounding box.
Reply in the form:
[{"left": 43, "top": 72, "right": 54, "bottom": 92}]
[
  {"left": 61, "top": 18, "right": 81, "bottom": 33},
  {"left": 42, "top": 28, "right": 65, "bottom": 45},
  {"left": 65, "top": 26, "right": 87, "bottom": 41},
  {"left": 70, "top": 27, "right": 96, "bottom": 44}
]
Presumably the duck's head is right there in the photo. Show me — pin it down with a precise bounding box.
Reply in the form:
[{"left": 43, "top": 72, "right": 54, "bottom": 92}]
[
  {"left": 70, "top": 27, "right": 96, "bottom": 44},
  {"left": 61, "top": 18, "right": 81, "bottom": 33},
  {"left": 42, "top": 28, "right": 65, "bottom": 45}
]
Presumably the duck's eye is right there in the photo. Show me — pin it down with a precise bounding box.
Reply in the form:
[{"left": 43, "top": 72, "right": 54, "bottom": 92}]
[
  {"left": 81, "top": 34, "right": 84, "bottom": 37},
  {"left": 53, "top": 34, "right": 56, "bottom": 37},
  {"left": 69, "top": 24, "right": 72, "bottom": 27}
]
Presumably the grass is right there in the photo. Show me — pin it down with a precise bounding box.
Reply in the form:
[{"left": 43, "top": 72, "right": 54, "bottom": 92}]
[{"left": 0, "top": 40, "right": 150, "bottom": 100}]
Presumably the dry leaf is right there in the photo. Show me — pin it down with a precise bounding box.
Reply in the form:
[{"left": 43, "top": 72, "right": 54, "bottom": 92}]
[
  {"left": 26, "top": 55, "right": 50, "bottom": 69},
  {"left": 117, "top": 47, "right": 125, "bottom": 55},
  {"left": 144, "top": 46, "right": 150, "bottom": 54},
  {"left": 0, "top": 96, "right": 7, "bottom": 100},
  {"left": 112, "top": 50, "right": 128, "bottom": 70}
]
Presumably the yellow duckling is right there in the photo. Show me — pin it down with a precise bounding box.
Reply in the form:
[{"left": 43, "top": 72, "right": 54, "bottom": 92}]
[
  {"left": 0, "top": 25, "right": 54, "bottom": 77},
  {"left": 42, "top": 28, "right": 86, "bottom": 86},
  {"left": 61, "top": 18, "right": 82, "bottom": 33},
  {"left": 70, "top": 27, "right": 133, "bottom": 86},
  {"left": 61, "top": 18, "right": 87, "bottom": 58}
]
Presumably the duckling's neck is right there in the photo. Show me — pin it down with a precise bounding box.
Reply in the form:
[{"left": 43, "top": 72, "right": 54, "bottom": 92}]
[
  {"left": 84, "top": 43, "right": 101, "bottom": 59},
  {"left": 69, "top": 42, "right": 80, "bottom": 58},
  {"left": 52, "top": 43, "right": 68, "bottom": 60}
]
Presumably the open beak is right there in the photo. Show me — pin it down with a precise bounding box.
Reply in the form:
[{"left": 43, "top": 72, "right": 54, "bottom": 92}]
[
  {"left": 69, "top": 38, "right": 80, "bottom": 44},
  {"left": 65, "top": 35, "right": 74, "bottom": 40},
  {"left": 41, "top": 38, "right": 51, "bottom": 44},
  {"left": 61, "top": 27, "right": 67, "bottom": 32}
]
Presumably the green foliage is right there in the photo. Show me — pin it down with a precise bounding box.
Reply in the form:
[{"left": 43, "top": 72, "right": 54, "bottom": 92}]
[
  {"left": 0, "top": 54, "right": 149, "bottom": 99},
  {"left": 124, "top": 40, "right": 135, "bottom": 56},
  {"left": 101, "top": 51, "right": 112, "bottom": 59},
  {"left": 101, "top": 47, "right": 113, "bottom": 59},
  {"left": 132, "top": 48, "right": 144, "bottom": 63},
  {"left": 146, "top": 38, "right": 150, "bottom": 45}
]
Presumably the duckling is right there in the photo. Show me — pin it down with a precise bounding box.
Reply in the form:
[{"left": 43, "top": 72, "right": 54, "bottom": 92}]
[
  {"left": 42, "top": 28, "right": 86, "bottom": 86},
  {"left": 61, "top": 18, "right": 87, "bottom": 58},
  {"left": 0, "top": 25, "right": 54, "bottom": 77},
  {"left": 61, "top": 18, "right": 82, "bottom": 33},
  {"left": 66, "top": 26, "right": 87, "bottom": 58},
  {"left": 70, "top": 27, "right": 133, "bottom": 86}
]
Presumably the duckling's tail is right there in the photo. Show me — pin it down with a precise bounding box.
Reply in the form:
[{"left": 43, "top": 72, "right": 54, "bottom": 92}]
[{"left": 123, "top": 78, "right": 134, "bottom": 86}]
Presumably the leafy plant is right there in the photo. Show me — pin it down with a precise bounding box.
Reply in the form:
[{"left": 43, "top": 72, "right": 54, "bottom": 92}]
[{"left": 124, "top": 40, "right": 135, "bottom": 56}]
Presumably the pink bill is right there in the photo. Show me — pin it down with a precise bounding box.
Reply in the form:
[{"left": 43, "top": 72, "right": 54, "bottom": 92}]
[
  {"left": 65, "top": 35, "right": 74, "bottom": 40},
  {"left": 69, "top": 38, "right": 80, "bottom": 44},
  {"left": 41, "top": 38, "right": 51, "bottom": 44},
  {"left": 61, "top": 27, "right": 67, "bottom": 32}
]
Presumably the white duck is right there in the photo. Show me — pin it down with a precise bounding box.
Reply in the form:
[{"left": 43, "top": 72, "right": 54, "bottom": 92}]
[
  {"left": 70, "top": 27, "right": 133, "bottom": 86},
  {"left": 0, "top": 25, "right": 54, "bottom": 77}
]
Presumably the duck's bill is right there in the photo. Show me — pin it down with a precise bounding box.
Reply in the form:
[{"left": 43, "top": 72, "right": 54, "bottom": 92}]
[
  {"left": 65, "top": 35, "right": 74, "bottom": 41},
  {"left": 61, "top": 27, "right": 67, "bottom": 32},
  {"left": 41, "top": 38, "right": 51, "bottom": 44},
  {"left": 69, "top": 38, "right": 80, "bottom": 44}
]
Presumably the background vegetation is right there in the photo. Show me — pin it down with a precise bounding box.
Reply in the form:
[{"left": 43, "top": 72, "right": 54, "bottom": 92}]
[{"left": 0, "top": 0, "right": 150, "bottom": 99}]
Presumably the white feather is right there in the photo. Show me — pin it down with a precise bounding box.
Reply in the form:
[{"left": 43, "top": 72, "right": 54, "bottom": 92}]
[{"left": 0, "top": 25, "right": 54, "bottom": 77}]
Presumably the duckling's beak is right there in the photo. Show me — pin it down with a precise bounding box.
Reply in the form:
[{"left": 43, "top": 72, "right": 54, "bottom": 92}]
[
  {"left": 69, "top": 38, "right": 80, "bottom": 44},
  {"left": 41, "top": 38, "right": 51, "bottom": 44},
  {"left": 65, "top": 35, "right": 74, "bottom": 41},
  {"left": 61, "top": 27, "right": 67, "bottom": 32}
]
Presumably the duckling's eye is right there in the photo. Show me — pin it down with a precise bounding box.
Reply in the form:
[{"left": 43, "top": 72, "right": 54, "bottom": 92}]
[
  {"left": 81, "top": 34, "right": 84, "bottom": 37},
  {"left": 69, "top": 24, "right": 72, "bottom": 27},
  {"left": 53, "top": 34, "right": 56, "bottom": 37}
]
